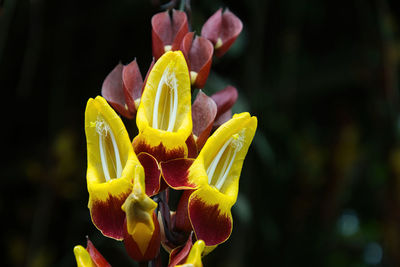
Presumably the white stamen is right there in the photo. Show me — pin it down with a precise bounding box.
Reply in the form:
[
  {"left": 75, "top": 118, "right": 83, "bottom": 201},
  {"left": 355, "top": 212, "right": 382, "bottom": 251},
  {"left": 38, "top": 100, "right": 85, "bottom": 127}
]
[
  {"left": 206, "top": 138, "right": 232, "bottom": 184},
  {"left": 95, "top": 118, "right": 122, "bottom": 181},
  {"left": 99, "top": 134, "right": 111, "bottom": 181},
  {"left": 108, "top": 128, "right": 122, "bottom": 178},
  {"left": 215, "top": 149, "right": 238, "bottom": 190},
  {"left": 152, "top": 67, "right": 179, "bottom": 132},
  {"left": 152, "top": 70, "right": 167, "bottom": 129},
  {"left": 167, "top": 73, "right": 178, "bottom": 132}
]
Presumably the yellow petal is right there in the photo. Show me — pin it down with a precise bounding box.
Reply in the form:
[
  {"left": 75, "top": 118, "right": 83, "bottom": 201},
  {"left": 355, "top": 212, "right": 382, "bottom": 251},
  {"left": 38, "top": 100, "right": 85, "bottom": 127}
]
[
  {"left": 176, "top": 240, "right": 205, "bottom": 267},
  {"left": 73, "top": 245, "right": 96, "bottom": 267},
  {"left": 121, "top": 165, "right": 157, "bottom": 255},
  {"left": 134, "top": 51, "right": 192, "bottom": 161}
]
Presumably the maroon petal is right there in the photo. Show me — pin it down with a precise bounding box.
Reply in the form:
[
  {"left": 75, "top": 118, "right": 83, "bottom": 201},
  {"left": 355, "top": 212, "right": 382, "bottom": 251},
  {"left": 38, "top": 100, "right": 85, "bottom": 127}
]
[
  {"left": 160, "top": 158, "right": 196, "bottom": 190},
  {"left": 201, "top": 8, "right": 243, "bottom": 57},
  {"left": 185, "top": 133, "right": 198, "bottom": 158},
  {"left": 137, "top": 152, "right": 161, "bottom": 197},
  {"left": 122, "top": 59, "right": 143, "bottom": 115},
  {"left": 101, "top": 63, "right": 133, "bottom": 119},
  {"left": 174, "top": 190, "right": 194, "bottom": 233},
  {"left": 151, "top": 9, "right": 189, "bottom": 60},
  {"left": 211, "top": 85, "right": 238, "bottom": 118},
  {"left": 142, "top": 58, "right": 155, "bottom": 96},
  {"left": 192, "top": 90, "right": 217, "bottom": 150},
  {"left": 213, "top": 109, "right": 232, "bottom": 129},
  {"left": 181, "top": 32, "right": 214, "bottom": 88}
]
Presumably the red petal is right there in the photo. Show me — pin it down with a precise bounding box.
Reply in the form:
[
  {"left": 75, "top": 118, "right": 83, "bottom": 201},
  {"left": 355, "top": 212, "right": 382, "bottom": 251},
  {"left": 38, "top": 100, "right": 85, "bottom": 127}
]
[
  {"left": 90, "top": 192, "right": 130, "bottom": 240},
  {"left": 86, "top": 239, "right": 111, "bottom": 267},
  {"left": 141, "top": 58, "right": 155, "bottom": 97},
  {"left": 133, "top": 138, "right": 186, "bottom": 163},
  {"left": 192, "top": 90, "right": 217, "bottom": 150},
  {"left": 160, "top": 158, "right": 196, "bottom": 189},
  {"left": 168, "top": 234, "right": 193, "bottom": 267},
  {"left": 201, "top": 8, "right": 222, "bottom": 45},
  {"left": 137, "top": 152, "right": 161, "bottom": 197},
  {"left": 101, "top": 63, "right": 134, "bottom": 119},
  {"left": 181, "top": 33, "right": 213, "bottom": 88},
  {"left": 185, "top": 134, "right": 198, "bottom": 158},
  {"left": 151, "top": 10, "right": 189, "bottom": 59},
  {"left": 189, "top": 192, "right": 232, "bottom": 246},
  {"left": 213, "top": 109, "right": 232, "bottom": 129},
  {"left": 123, "top": 213, "right": 161, "bottom": 262},
  {"left": 174, "top": 190, "right": 194, "bottom": 233},
  {"left": 201, "top": 8, "right": 243, "bottom": 57},
  {"left": 211, "top": 85, "right": 238, "bottom": 118},
  {"left": 122, "top": 59, "right": 143, "bottom": 115}
]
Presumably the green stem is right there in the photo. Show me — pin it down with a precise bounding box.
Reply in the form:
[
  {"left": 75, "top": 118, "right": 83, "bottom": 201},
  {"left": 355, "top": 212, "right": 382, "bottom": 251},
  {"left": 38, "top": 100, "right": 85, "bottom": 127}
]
[{"left": 179, "top": 0, "right": 185, "bottom": 11}]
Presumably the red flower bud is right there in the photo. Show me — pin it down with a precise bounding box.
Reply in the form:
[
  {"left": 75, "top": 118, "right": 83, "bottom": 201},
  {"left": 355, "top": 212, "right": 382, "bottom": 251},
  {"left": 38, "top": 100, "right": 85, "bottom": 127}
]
[
  {"left": 181, "top": 32, "right": 214, "bottom": 89},
  {"left": 201, "top": 8, "right": 243, "bottom": 57},
  {"left": 151, "top": 9, "right": 189, "bottom": 60},
  {"left": 101, "top": 59, "right": 143, "bottom": 119},
  {"left": 191, "top": 90, "right": 217, "bottom": 150},
  {"left": 211, "top": 85, "right": 238, "bottom": 118}
]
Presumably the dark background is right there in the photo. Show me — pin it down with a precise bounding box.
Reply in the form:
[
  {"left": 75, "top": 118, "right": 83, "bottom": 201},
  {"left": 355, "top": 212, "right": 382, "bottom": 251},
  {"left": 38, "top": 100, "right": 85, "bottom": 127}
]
[{"left": 2, "top": 0, "right": 400, "bottom": 266}]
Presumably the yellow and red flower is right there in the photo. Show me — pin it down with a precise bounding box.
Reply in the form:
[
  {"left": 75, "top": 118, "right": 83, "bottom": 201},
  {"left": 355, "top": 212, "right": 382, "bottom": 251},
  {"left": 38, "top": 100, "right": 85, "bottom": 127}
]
[
  {"left": 85, "top": 96, "right": 144, "bottom": 240},
  {"left": 161, "top": 112, "right": 257, "bottom": 248},
  {"left": 132, "top": 50, "right": 194, "bottom": 196}
]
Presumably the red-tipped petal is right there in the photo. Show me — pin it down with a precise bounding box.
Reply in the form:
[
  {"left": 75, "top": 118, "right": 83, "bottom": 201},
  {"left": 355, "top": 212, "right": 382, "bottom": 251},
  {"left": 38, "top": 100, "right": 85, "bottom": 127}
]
[
  {"left": 86, "top": 239, "right": 111, "bottom": 267},
  {"left": 123, "top": 59, "right": 143, "bottom": 115},
  {"left": 211, "top": 85, "right": 238, "bottom": 118},
  {"left": 168, "top": 234, "right": 193, "bottom": 267},
  {"left": 123, "top": 213, "right": 161, "bottom": 262},
  {"left": 201, "top": 8, "right": 243, "bottom": 57},
  {"left": 151, "top": 10, "right": 189, "bottom": 59},
  {"left": 101, "top": 63, "right": 134, "bottom": 119},
  {"left": 189, "top": 187, "right": 233, "bottom": 246},
  {"left": 181, "top": 33, "right": 214, "bottom": 88},
  {"left": 90, "top": 191, "right": 130, "bottom": 240},
  {"left": 161, "top": 158, "right": 196, "bottom": 190},
  {"left": 192, "top": 90, "right": 217, "bottom": 150},
  {"left": 137, "top": 152, "right": 161, "bottom": 197}
]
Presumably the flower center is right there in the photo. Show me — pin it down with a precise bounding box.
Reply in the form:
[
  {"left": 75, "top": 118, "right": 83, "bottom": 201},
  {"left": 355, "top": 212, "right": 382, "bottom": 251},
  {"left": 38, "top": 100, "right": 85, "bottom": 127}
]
[
  {"left": 95, "top": 117, "right": 123, "bottom": 181},
  {"left": 152, "top": 66, "right": 179, "bottom": 132},
  {"left": 206, "top": 131, "right": 244, "bottom": 192}
]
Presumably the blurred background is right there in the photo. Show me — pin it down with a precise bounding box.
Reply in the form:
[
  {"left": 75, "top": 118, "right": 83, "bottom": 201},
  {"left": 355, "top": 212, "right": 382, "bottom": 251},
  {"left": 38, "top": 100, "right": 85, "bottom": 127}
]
[{"left": 2, "top": 0, "right": 400, "bottom": 266}]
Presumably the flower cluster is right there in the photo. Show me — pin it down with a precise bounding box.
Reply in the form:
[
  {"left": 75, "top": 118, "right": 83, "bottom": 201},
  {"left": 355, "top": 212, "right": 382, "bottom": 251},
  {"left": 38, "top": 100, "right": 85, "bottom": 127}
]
[{"left": 74, "top": 5, "right": 257, "bottom": 267}]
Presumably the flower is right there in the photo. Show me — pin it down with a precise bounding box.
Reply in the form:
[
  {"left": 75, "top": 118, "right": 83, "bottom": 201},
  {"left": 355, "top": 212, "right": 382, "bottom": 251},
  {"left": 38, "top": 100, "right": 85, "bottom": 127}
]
[
  {"left": 73, "top": 238, "right": 111, "bottom": 267},
  {"left": 84, "top": 96, "right": 144, "bottom": 240},
  {"left": 201, "top": 8, "right": 243, "bottom": 57},
  {"left": 152, "top": 9, "right": 189, "bottom": 60},
  {"left": 161, "top": 113, "right": 257, "bottom": 247},
  {"left": 132, "top": 50, "right": 194, "bottom": 196}
]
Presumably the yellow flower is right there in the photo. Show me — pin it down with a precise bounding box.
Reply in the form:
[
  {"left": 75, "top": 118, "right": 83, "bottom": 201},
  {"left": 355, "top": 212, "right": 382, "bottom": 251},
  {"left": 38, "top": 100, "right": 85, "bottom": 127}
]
[{"left": 85, "top": 96, "right": 143, "bottom": 240}]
